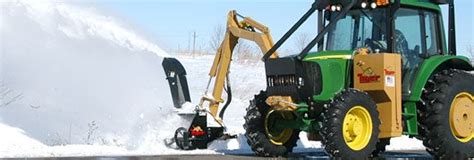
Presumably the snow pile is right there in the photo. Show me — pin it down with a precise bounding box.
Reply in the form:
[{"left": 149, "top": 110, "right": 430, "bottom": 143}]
[
  {"left": 0, "top": 0, "right": 181, "bottom": 151},
  {"left": 0, "top": 122, "right": 130, "bottom": 157},
  {"left": 0, "top": 123, "right": 47, "bottom": 157}
]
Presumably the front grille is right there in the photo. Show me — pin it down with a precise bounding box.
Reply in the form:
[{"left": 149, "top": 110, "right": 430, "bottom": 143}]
[
  {"left": 303, "top": 61, "right": 322, "bottom": 95},
  {"left": 265, "top": 57, "right": 321, "bottom": 102},
  {"left": 267, "top": 75, "right": 301, "bottom": 87}
]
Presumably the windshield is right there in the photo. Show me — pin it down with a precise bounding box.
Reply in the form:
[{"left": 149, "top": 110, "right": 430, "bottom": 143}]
[{"left": 326, "top": 9, "right": 388, "bottom": 52}]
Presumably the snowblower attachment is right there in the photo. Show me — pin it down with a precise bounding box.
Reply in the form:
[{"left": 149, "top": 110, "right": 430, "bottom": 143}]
[
  {"left": 162, "top": 57, "right": 202, "bottom": 149},
  {"left": 162, "top": 57, "right": 226, "bottom": 150},
  {"left": 162, "top": 57, "right": 191, "bottom": 109}
]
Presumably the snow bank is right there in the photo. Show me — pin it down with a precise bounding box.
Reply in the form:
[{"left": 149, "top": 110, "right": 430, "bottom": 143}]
[
  {"left": 0, "top": 0, "right": 182, "bottom": 150},
  {"left": 0, "top": 122, "right": 131, "bottom": 158},
  {"left": 0, "top": 123, "right": 46, "bottom": 157}
]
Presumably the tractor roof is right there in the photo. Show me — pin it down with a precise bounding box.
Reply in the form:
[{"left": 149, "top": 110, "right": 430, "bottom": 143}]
[
  {"left": 400, "top": 0, "right": 442, "bottom": 12},
  {"left": 324, "top": 0, "right": 443, "bottom": 12}
]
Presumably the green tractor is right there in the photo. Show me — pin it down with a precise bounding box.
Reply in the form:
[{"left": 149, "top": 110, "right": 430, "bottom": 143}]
[
  {"left": 245, "top": 0, "right": 473, "bottom": 159},
  {"left": 163, "top": 0, "right": 473, "bottom": 159}
]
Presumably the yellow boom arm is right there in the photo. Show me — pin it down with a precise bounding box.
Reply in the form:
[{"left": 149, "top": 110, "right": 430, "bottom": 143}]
[{"left": 200, "top": 10, "right": 278, "bottom": 121}]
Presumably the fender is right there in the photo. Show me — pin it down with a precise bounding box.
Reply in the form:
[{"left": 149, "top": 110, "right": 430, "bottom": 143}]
[{"left": 406, "top": 55, "right": 473, "bottom": 102}]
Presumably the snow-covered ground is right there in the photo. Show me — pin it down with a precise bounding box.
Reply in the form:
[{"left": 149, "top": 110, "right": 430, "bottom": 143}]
[
  {"left": 0, "top": 0, "right": 424, "bottom": 158},
  {"left": 0, "top": 54, "right": 425, "bottom": 157}
]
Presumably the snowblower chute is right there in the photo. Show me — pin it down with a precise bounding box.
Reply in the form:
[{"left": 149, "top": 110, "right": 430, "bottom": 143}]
[
  {"left": 162, "top": 57, "right": 191, "bottom": 109},
  {"left": 162, "top": 10, "right": 279, "bottom": 150}
]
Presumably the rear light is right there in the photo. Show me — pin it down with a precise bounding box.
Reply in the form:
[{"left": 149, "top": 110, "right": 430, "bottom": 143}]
[
  {"left": 361, "top": 2, "right": 368, "bottom": 8},
  {"left": 375, "top": 0, "right": 390, "bottom": 6},
  {"left": 361, "top": 0, "right": 389, "bottom": 9}
]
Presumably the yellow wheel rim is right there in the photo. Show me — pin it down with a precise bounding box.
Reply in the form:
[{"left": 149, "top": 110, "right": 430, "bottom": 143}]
[
  {"left": 449, "top": 92, "right": 474, "bottom": 143},
  {"left": 265, "top": 110, "right": 294, "bottom": 145},
  {"left": 343, "top": 106, "right": 373, "bottom": 151}
]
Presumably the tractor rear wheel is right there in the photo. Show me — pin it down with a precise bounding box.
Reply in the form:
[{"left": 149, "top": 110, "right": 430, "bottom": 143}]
[
  {"left": 244, "top": 91, "right": 300, "bottom": 157},
  {"left": 419, "top": 69, "right": 474, "bottom": 159},
  {"left": 320, "top": 89, "right": 380, "bottom": 159}
]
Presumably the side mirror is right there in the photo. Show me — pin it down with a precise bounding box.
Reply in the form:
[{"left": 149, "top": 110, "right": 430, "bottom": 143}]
[{"left": 324, "top": 10, "right": 331, "bottom": 21}]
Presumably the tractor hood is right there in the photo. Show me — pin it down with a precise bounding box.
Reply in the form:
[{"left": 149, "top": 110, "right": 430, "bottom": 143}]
[{"left": 299, "top": 50, "right": 354, "bottom": 101}]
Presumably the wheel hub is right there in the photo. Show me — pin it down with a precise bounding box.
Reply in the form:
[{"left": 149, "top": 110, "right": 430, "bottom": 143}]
[
  {"left": 343, "top": 106, "right": 373, "bottom": 151},
  {"left": 450, "top": 92, "right": 474, "bottom": 143},
  {"left": 344, "top": 114, "right": 363, "bottom": 141}
]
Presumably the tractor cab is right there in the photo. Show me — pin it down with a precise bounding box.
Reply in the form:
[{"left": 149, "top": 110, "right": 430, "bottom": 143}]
[{"left": 322, "top": 0, "right": 447, "bottom": 97}]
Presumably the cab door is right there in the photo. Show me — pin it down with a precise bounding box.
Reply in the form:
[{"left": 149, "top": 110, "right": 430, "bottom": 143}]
[{"left": 393, "top": 8, "right": 443, "bottom": 98}]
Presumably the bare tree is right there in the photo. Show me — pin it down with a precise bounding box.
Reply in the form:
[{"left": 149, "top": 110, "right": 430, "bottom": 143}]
[
  {"left": 235, "top": 41, "right": 259, "bottom": 62},
  {"left": 208, "top": 24, "right": 260, "bottom": 62},
  {"left": 85, "top": 121, "right": 99, "bottom": 144},
  {"left": 0, "top": 84, "right": 23, "bottom": 107},
  {"left": 209, "top": 25, "right": 225, "bottom": 53},
  {"left": 294, "top": 33, "right": 312, "bottom": 52}
]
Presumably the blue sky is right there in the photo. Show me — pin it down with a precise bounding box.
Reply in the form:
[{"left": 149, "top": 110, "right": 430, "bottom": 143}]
[{"left": 97, "top": 0, "right": 473, "bottom": 56}]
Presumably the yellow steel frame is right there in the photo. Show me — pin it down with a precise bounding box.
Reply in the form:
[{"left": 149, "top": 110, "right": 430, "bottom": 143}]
[{"left": 199, "top": 10, "right": 278, "bottom": 122}]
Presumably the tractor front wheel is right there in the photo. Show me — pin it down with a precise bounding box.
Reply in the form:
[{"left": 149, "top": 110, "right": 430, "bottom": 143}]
[
  {"left": 244, "top": 91, "right": 300, "bottom": 157},
  {"left": 320, "top": 89, "right": 380, "bottom": 159}
]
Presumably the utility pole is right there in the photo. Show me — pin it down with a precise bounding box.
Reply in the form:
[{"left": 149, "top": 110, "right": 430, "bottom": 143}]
[
  {"left": 192, "top": 31, "right": 197, "bottom": 58},
  {"left": 187, "top": 32, "right": 191, "bottom": 54}
]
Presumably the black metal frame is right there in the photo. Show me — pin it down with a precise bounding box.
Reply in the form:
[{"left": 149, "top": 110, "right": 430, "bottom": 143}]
[
  {"left": 265, "top": 57, "right": 322, "bottom": 102},
  {"left": 428, "top": 0, "right": 456, "bottom": 55},
  {"left": 386, "top": 0, "right": 400, "bottom": 53},
  {"left": 447, "top": 0, "right": 456, "bottom": 55},
  {"left": 420, "top": 11, "right": 428, "bottom": 56}
]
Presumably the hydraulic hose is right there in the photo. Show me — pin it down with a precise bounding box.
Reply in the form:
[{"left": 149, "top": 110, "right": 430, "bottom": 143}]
[{"left": 219, "top": 76, "right": 232, "bottom": 120}]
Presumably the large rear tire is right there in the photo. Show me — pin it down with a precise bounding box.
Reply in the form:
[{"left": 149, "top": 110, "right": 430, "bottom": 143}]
[
  {"left": 244, "top": 91, "right": 300, "bottom": 157},
  {"left": 320, "top": 89, "right": 380, "bottom": 159},
  {"left": 419, "top": 69, "right": 474, "bottom": 159}
]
